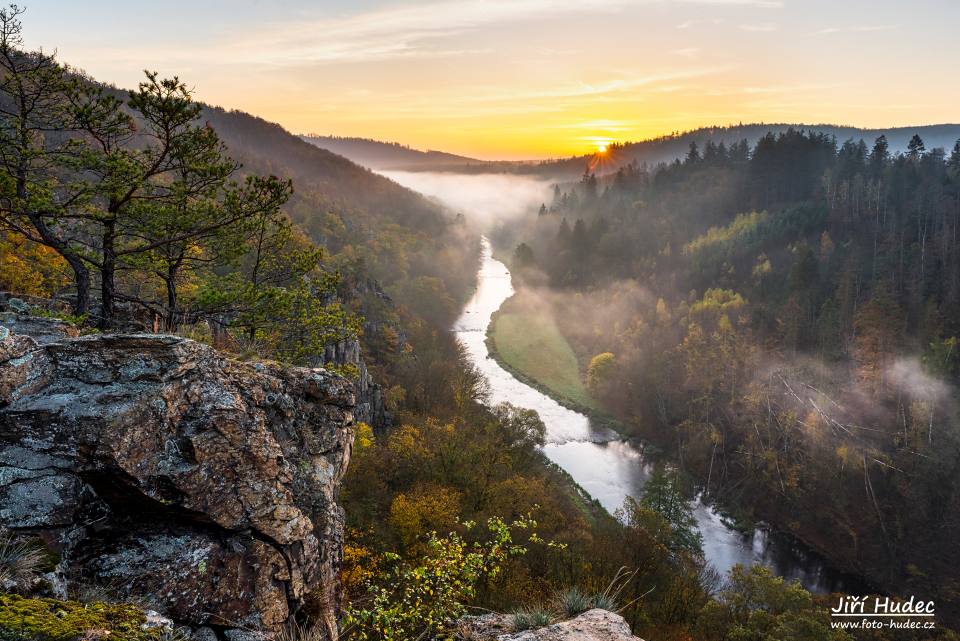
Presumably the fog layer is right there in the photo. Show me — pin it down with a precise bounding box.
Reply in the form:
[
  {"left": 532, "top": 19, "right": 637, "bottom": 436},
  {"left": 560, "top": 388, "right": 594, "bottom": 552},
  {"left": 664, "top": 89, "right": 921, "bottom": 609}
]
[{"left": 380, "top": 170, "right": 552, "bottom": 228}]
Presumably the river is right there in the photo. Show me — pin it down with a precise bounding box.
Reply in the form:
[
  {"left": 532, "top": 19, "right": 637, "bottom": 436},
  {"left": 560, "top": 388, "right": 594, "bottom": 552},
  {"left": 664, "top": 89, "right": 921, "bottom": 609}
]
[{"left": 453, "top": 237, "right": 862, "bottom": 594}]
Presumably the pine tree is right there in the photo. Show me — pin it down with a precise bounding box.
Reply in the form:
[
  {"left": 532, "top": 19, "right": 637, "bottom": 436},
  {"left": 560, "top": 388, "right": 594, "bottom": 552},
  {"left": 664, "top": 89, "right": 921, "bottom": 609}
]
[
  {"left": 556, "top": 217, "right": 572, "bottom": 246},
  {"left": 580, "top": 170, "right": 598, "bottom": 199},
  {"left": 869, "top": 135, "right": 889, "bottom": 178},
  {"left": 0, "top": 5, "right": 125, "bottom": 315},
  {"left": 948, "top": 139, "right": 960, "bottom": 177},
  {"left": 512, "top": 242, "right": 535, "bottom": 269},
  {"left": 907, "top": 134, "right": 926, "bottom": 161},
  {"left": 639, "top": 464, "right": 703, "bottom": 554}
]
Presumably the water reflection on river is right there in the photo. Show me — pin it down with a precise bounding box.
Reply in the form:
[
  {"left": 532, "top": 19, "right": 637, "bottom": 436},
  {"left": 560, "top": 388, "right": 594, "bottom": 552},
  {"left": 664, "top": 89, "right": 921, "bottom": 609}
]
[{"left": 453, "top": 237, "right": 862, "bottom": 594}]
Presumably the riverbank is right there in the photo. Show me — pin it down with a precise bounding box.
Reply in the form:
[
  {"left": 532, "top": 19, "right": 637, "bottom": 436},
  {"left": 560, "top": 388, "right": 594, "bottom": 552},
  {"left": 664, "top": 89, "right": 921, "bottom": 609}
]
[
  {"left": 485, "top": 288, "right": 874, "bottom": 593},
  {"left": 485, "top": 293, "right": 626, "bottom": 434},
  {"left": 460, "top": 237, "right": 876, "bottom": 596}
]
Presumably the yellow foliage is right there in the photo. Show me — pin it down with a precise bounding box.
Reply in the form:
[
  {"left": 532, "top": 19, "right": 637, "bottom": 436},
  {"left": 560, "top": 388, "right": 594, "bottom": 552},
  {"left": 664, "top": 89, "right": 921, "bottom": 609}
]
[
  {"left": 655, "top": 297, "right": 671, "bottom": 325},
  {"left": 382, "top": 325, "right": 400, "bottom": 351},
  {"left": 386, "top": 425, "right": 431, "bottom": 465},
  {"left": 690, "top": 288, "right": 746, "bottom": 318},
  {"left": 0, "top": 232, "right": 70, "bottom": 297},
  {"left": 836, "top": 445, "right": 850, "bottom": 467},
  {"left": 355, "top": 422, "right": 375, "bottom": 450},
  {"left": 341, "top": 540, "right": 377, "bottom": 597},
  {"left": 385, "top": 385, "right": 406, "bottom": 412},
  {"left": 388, "top": 485, "right": 462, "bottom": 550},
  {"left": 586, "top": 352, "right": 616, "bottom": 393},
  {"left": 683, "top": 211, "right": 768, "bottom": 255}
]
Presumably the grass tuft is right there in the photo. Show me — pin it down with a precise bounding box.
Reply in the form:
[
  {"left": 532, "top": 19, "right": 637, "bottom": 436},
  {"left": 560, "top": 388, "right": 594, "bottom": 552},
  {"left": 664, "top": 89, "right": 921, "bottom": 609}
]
[
  {"left": 511, "top": 605, "right": 553, "bottom": 631},
  {"left": 275, "top": 620, "right": 327, "bottom": 641},
  {"left": 590, "top": 592, "right": 618, "bottom": 611},
  {"left": 0, "top": 530, "right": 48, "bottom": 590},
  {"left": 553, "top": 587, "right": 593, "bottom": 618}
]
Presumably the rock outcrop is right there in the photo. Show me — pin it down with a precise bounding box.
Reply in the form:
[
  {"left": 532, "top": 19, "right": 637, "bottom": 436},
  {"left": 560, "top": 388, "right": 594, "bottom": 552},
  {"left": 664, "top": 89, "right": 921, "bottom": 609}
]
[
  {"left": 321, "top": 338, "right": 388, "bottom": 430},
  {"left": 0, "top": 317, "right": 354, "bottom": 635},
  {"left": 462, "top": 609, "right": 644, "bottom": 641}
]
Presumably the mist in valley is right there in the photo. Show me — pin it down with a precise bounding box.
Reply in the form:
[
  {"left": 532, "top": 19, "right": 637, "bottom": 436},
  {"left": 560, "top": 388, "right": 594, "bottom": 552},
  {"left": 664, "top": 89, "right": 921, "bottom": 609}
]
[{"left": 380, "top": 170, "right": 553, "bottom": 230}]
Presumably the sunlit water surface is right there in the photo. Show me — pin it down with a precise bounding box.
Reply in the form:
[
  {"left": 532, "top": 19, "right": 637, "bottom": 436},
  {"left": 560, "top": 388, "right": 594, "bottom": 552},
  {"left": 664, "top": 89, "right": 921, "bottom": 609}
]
[{"left": 453, "top": 238, "right": 863, "bottom": 593}]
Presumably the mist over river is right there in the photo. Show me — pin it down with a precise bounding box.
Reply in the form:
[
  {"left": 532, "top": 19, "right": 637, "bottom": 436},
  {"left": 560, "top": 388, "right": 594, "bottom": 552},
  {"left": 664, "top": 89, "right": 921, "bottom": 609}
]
[{"left": 454, "top": 237, "right": 864, "bottom": 594}]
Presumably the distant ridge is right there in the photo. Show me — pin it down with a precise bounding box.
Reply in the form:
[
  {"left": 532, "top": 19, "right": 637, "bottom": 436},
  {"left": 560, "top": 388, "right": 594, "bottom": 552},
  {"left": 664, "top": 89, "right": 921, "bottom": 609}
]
[
  {"left": 523, "top": 123, "right": 960, "bottom": 179},
  {"left": 301, "top": 134, "right": 482, "bottom": 170},
  {"left": 305, "top": 124, "right": 960, "bottom": 180}
]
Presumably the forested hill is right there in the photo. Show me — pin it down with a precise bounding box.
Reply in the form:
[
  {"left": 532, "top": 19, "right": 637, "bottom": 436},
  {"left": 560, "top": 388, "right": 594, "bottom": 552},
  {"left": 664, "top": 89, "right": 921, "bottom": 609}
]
[
  {"left": 498, "top": 127, "right": 960, "bottom": 625},
  {"left": 200, "top": 107, "right": 479, "bottom": 316},
  {"left": 527, "top": 123, "right": 960, "bottom": 179},
  {"left": 209, "top": 111, "right": 449, "bottom": 233},
  {"left": 300, "top": 134, "right": 482, "bottom": 170}
]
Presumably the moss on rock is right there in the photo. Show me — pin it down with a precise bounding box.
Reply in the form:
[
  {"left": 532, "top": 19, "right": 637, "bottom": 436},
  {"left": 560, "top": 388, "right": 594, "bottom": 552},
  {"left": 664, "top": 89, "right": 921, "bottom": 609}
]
[{"left": 0, "top": 593, "right": 157, "bottom": 641}]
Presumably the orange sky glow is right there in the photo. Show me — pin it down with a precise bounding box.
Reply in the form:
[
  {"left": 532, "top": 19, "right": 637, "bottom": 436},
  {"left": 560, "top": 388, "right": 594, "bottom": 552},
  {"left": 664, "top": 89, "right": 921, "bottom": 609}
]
[{"left": 22, "top": 0, "right": 960, "bottom": 160}]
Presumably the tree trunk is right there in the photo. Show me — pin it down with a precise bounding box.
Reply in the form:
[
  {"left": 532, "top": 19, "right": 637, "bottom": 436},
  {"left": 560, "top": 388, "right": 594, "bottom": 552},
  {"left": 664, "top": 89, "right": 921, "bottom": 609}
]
[
  {"left": 67, "top": 255, "right": 91, "bottom": 316},
  {"left": 165, "top": 267, "right": 178, "bottom": 332},
  {"left": 23, "top": 212, "right": 91, "bottom": 317},
  {"left": 100, "top": 219, "right": 116, "bottom": 329}
]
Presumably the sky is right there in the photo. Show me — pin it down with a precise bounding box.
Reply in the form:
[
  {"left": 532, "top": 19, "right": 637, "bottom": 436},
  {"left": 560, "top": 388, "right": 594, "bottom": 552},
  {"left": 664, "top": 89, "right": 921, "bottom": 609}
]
[{"left": 19, "top": 0, "right": 960, "bottom": 159}]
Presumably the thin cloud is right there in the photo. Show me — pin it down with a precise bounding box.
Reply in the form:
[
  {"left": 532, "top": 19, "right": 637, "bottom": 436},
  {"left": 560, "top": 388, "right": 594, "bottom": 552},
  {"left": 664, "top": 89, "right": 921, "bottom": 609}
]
[
  {"left": 226, "top": 0, "right": 630, "bottom": 64},
  {"left": 741, "top": 82, "right": 840, "bottom": 94},
  {"left": 222, "top": 0, "right": 785, "bottom": 65},
  {"left": 678, "top": 0, "right": 783, "bottom": 5},
  {"left": 677, "top": 18, "right": 727, "bottom": 29},
  {"left": 441, "top": 67, "right": 730, "bottom": 106},
  {"left": 293, "top": 66, "right": 729, "bottom": 124},
  {"left": 854, "top": 24, "right": 899, "bottom": 32},
  {"left": 671, "top": 47, "right": 702, "bottom": 58},
  {"left": 552, "top": 119, "right": 637, "bottom": 131},
  {"left": 809, "top": 24, "right": 898, "bottom": 36},
  {"left": 739, "top": 23, "right": 777, "bottom": 32}
]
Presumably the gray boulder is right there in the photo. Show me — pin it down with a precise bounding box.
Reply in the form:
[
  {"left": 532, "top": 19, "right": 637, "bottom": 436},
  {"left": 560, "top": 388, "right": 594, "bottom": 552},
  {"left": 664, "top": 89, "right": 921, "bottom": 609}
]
[{"left": 461, "top": 609, "right": 644, "bottom": 641}]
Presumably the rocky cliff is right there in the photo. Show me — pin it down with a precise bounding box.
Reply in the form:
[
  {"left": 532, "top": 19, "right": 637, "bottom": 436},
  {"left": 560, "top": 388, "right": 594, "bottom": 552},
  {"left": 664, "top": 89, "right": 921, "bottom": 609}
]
[
  {"left": 0, "top": 315, "right": 354, "bottom": 637},
  {"left": 320, "top": 338, "right": 387, "bottom": 430}
]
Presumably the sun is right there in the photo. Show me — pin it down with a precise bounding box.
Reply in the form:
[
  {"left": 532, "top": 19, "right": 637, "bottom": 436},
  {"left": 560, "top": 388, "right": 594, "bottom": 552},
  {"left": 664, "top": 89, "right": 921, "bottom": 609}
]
[{"left": 596, "top": 144, "right": 608, "bottom": 154}]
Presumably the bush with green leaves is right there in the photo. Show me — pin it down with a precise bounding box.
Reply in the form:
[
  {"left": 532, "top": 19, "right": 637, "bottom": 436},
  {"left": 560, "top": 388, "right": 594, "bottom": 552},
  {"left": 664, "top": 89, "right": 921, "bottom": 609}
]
[
  {"left": 694, "top": 565, "right": 852, "bottom": 641},
  {"left": 342, "top": 516, "right": 541, "bottom": 641}
]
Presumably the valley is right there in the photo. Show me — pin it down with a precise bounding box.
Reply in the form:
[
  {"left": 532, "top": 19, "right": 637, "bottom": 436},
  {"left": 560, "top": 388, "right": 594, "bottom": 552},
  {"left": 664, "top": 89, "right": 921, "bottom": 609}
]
[{"left": 4, "top": 2, "right": 960, "bottom": 639}]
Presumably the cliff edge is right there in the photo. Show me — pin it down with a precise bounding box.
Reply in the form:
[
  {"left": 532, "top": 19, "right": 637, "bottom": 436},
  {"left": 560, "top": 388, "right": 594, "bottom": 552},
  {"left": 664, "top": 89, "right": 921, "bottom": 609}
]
[{"left": 0, "top": 315, "right": 355, "bottom": 636}]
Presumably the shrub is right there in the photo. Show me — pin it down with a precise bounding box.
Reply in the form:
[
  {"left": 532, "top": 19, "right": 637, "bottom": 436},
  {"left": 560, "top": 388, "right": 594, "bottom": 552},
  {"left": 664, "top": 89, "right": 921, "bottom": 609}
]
[{"left": 342, "top": 516, "right": 538, "bottom": 641}]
